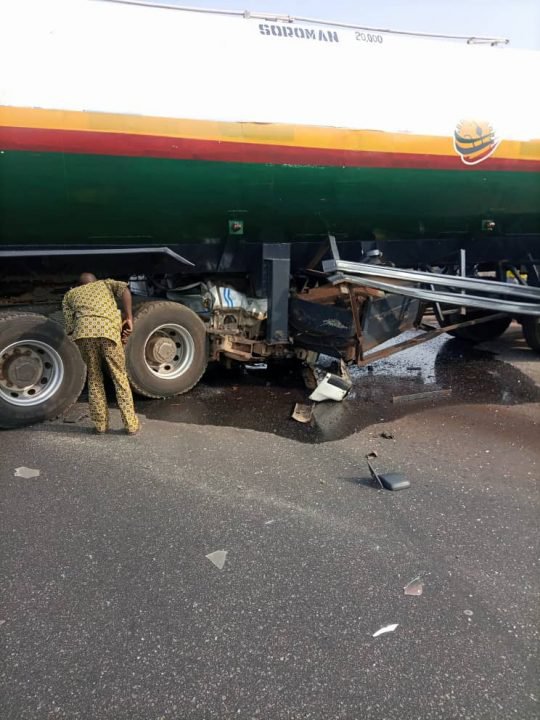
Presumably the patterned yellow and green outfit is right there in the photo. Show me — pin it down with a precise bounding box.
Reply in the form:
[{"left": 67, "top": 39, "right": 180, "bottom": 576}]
[{"left": 62, "top": 279, "right": 139, "bottom": 433}]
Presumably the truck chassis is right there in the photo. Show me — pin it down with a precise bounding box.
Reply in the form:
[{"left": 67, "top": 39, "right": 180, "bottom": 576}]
[{"left": 1, "top": 237, "right": 539, "bottom": 429}]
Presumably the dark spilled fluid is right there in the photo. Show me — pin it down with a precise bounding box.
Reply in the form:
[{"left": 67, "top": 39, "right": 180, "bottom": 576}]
[{"left": 141, "top": 335, "right": 540, "bottom": 443}]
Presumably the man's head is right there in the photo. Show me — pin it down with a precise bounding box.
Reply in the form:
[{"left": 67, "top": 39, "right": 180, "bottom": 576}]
[{"left": 79, "top": 273, "right": 97, "bottom": 285}]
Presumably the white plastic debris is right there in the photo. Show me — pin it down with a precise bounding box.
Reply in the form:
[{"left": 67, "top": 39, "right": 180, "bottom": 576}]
[
  {"left": 404, "top": 577, "right": 424, "bottom": 596},
  {"left": 372, "top": 623, "right": 399, "bottom": 638},
  {"left": 14, "top": 467, "right": 40, "bottom": 479},
  {"left": 309, "top": 372, "right": 352, "bottom": 402},
  {"left": 205, "top": 550, "right": 228, "bottom": 570}
]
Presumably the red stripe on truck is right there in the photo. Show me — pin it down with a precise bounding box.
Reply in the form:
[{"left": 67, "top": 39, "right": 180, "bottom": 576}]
[{"left": 1, "top": 126, "right": 539, "bottom": 172}]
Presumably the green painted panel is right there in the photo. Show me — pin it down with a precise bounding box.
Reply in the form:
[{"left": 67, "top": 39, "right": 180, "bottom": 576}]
[{"left": 1, "top": 150, "right": 539, "bottom": 246}]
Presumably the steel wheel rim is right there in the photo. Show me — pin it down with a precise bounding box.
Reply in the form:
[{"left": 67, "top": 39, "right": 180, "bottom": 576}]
[
  {"left": 0, "top": 340, "right": 64, "bottom": 407},
  {"left": 143, "top": 323, "right": 195, "bottom": 379}
]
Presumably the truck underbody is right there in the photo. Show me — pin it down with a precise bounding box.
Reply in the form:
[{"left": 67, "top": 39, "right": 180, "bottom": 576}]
[{"left": 1, "top": 234, "right": 539, "bottom": 429}]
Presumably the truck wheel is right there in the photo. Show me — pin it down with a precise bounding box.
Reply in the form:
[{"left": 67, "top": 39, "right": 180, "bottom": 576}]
[
  {"left": 446, "top": 311, "right": 511, "bottom": 343},
  {"left": 522, "top": 317, "right": 540, "bottom": 352},
  {"left": 0, "top": 313, "right": 86, "bottom": 429},
  {"left": 124, "top": 302, "right": 208, "bottom": 398}
]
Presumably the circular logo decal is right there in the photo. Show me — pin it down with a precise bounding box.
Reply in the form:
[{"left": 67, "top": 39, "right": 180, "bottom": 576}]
[{"left": 453, "top": 120, "right": 500, "bottom": 165}]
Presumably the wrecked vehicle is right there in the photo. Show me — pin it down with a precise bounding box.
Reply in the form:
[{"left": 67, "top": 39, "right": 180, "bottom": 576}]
[{"left": 1, "top": 0, "right": 539, "bottom": 427}]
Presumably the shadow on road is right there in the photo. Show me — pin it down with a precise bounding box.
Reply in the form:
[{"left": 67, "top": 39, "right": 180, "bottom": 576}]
[{"left": 139, "top": 336, "right": 539, "bottom": 443}]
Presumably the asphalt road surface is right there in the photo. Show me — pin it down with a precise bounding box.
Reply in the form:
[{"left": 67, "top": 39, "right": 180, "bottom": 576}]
[{"left": 1, "top": 330, "right": 539, "bottom": 719}]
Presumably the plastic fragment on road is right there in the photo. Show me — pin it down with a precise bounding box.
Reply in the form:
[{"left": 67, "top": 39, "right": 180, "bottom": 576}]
[
  {"left": 291, "top": 403, "right": 313, "bottom": 423},
  {"left": 14, "top": 467, "right": 40, "bottom": 479},
  {"left": 206, "top": 550, "right": 227, "bottom": 570},
  {"left": 404, "top": 577, "right": 424, "bottom": 596},
  {"left": 377, "top": 472, "right": 410, "bottom": 491},
  {"left": 309, "top": 372, "right": 352, "bottom": 402},
  {"left": 366, "top": 460, "right": 410, "bottom": 491},
  {"left": 372, "top": 623, "right": 399, "bottom": 638}
]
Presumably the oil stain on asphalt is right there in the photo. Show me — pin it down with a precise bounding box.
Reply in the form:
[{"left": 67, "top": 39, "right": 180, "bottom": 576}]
[{"left": 141, "top": 336, "right": 540, "bottom": 443}]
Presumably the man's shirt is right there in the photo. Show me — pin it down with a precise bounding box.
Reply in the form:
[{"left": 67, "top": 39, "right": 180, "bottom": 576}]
[{"left": 62, "top": 279, "right": 128, "bottom": 345}]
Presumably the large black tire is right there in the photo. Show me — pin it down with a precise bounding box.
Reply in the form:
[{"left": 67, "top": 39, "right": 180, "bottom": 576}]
[
  {"left": 124, "top": 302, "right": 208, "bottom": 398},
  {"left": 0, "top": 313, "right": 86, "bottom": 429},
  {"left": 445, "top": 310, "right": 512, "bottom": 343},
  {"left": 522, "top": 317, "right": 540, "bottom": 352}
]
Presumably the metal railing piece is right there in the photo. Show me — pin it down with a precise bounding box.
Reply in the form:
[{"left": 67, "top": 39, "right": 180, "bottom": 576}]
[
  {"left": 0, "top": 247, "right": 194, "bottom": 266},
  {"left": 322, "top": 259, "right": 540, "bottom": 300},
  {"left": 327, "top": 273, "right": 540, "bottom": 317}
]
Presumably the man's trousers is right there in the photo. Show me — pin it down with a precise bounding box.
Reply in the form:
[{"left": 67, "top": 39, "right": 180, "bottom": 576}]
[{"left": 76, "top": 338, "right": 139, "bottom": 433}]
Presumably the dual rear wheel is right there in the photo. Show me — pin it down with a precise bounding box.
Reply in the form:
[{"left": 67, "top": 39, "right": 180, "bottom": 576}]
[
  {"left": 445, "top": 310, "right": 512, "bottom": 343},
  {"left": 444, "top": 311, "right": 540, "bottom": 351},
  {"left": 124, "top": 301, "right": 208, "bottom": 398},
  {"left": 522, "top": 317, "right": 540, "bottom": 351},
  {"left": 0, "top": 303, "right": 208, "bottom": 429},
  {"left": 0, "top": 313, "right": 86, "bottom": 429}
]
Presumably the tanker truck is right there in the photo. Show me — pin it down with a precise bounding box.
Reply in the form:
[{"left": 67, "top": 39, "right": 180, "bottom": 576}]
[{"left": 1, "top": 0, "right": 539, "bottom": 429}]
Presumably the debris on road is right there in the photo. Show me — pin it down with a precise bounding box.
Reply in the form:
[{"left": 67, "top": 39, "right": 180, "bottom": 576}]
[
  {"left": 380, "top": 430, "right": 395, "bottom": 439},
  {"left": 404, "top": 577, "right": 424, "bottom": 596},
  {"left": 62, "top": 407, "right": 89, "bottom": 423},
  {"left": 366, "top": 460, "right": 410, "bottom": 491},
  {"left": 14, "top": 467, "right": 40, "bottom": 479},
  {"left": 378, "top": 472, "right": 410, "bottom": 491},
  {"left": 372, "top": 623, "right": 399, "bottom": 638},
  {"left": 309, "top": 372, "right": 352, "bottom": 402},
  {"left": 464, "top": 609, "right": 474, "bottom": 617},
  {"left": 366, "top": 451, "right": 378, "bottom": 459},
  {"left": 392, "top": 388, "right": 452, "bottom": 405},
  {"left": 366, "top": 460, "right": 384, "bottom": 489},
  {"left": 205, "top": 550, "right": 228, "bottom": 570},
  {"left": 291, "top": 403, "right": 314, "bottom": 423}
]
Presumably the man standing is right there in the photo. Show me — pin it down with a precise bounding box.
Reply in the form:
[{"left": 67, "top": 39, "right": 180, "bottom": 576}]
[{"left": 62, "top": 273, "right": 139, "bottom": 435}]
